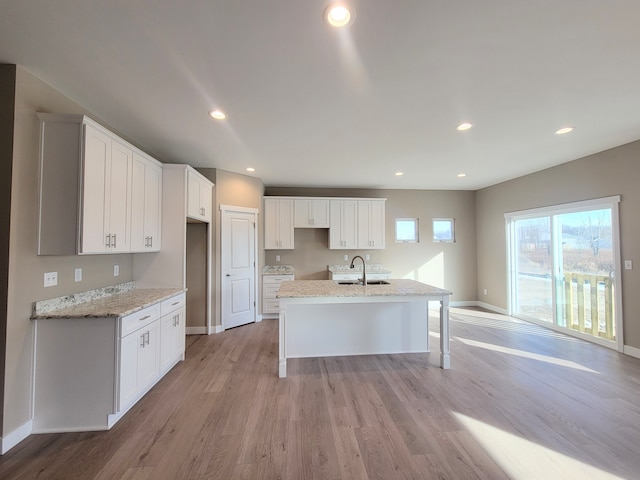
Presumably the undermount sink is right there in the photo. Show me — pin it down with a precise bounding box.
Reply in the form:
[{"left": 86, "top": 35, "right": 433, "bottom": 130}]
[{"left": 335, "top": 280, "right": 390, "bottom": 286}]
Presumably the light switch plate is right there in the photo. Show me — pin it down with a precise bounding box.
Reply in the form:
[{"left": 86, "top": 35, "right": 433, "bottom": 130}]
[
  {"left": 114, "top": 264, "right": 120, "bottom": 276},
  {"left": 75, "top": 268, "right": 82, "bottom": 282},
  {"left": 275, "top": 255, "right": 281, "bottom": 262},
  {"left": 625, "top": 260, "right": 633, "bottom": 270}
]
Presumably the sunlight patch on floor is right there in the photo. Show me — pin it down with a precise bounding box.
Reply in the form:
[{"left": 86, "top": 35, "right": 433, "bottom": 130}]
[
  {"left": 452, "top": 308, "right": 586, "bottom": 342},
  {"left": 454, "top": 412, "right": 624, "bottom": 479},
  {"left": 455, "top": 336, "right": 599, "bottom": 373}
]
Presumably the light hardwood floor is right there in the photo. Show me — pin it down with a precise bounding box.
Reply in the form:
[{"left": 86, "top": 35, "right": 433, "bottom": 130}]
[{"left": 2, "top": 308, "right": 640, "bottom": 479}]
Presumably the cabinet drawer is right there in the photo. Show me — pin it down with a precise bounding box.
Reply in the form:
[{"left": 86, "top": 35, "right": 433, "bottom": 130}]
[
  {"left": 264, "top": 299, "right": 280, "bottom": 313},
  {"left": 161, "top": 293, "right": 186, "bottom": 316},
  {"left": 331, "top": 273, "right": 361, "bottom": 281},
  {"left": 264, "top": 283, "right": 283, "bottom": 297},
  {"left": 121, "top": 304, "right": 160, "bottom": 337},
  {"left": 263, "top": 274, "right": 293, "bottom": 284}
]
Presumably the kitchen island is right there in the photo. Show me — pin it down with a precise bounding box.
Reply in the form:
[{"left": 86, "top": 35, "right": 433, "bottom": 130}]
[{"left": 277, "top": 279, "right": 451, "bottom": 378}]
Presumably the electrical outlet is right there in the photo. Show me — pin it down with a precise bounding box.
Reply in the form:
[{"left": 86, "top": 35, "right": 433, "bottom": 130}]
[
  {"left": 114, "top": 264, "right": 120, "bottom": 276},
  {"left": 483, "top": 288, "right": 488, "bottom": 295},
  {"left": 275, "top": 255, "right": 281, "bottom": 262},
  {"left": 44, "top": 272, "right": 58, "bottom": 287},
  {"left": 343, "top": 254, "right": 348, "bottom": 261},
  {"left": 625, "top": 260, "right": 633, "bottom": 270},
  {"left": 75, "top": 268, "right": 82, "bottom": 282},
  {"left": 365, "top": 254, "right": 370, "bottom": 261}
]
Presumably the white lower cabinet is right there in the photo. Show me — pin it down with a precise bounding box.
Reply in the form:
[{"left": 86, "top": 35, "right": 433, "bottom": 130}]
[
  {"left": 33, "top": 292, "right": 186, "bottom": 434},
  {"left": 118, "top": 304, "right": 161, "bottom": 412},
  {"left": 160, "top": 293, "right": 186, "bottom": 373},
  {"left": 263, "top": 274, "right": 294, "bottom": 316}
]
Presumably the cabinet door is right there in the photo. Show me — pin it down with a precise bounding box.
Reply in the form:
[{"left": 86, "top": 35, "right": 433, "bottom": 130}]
[
  {"left": 81, "top": 124, "right": 110, "bottom": 253},
  {"left": 170, "top": 308, "right": 186, "bottom": 359},
  {"left": 369, "top": 200, "right": 385, "bottom": 249},
  {"left": 295, "top": 199, "right": 330, "bottom": 228},
  {"left": 357, "top": 200, "right": 385, "bottom": 249},
  {"left": 119, "top": 332, "right": 140, "bottom": 411},
  {"left": 187, "top": 170, "right": 201, "bottom": 219},
  {"left": 137, "top": 321, "right": 160, "bottom": 391},
  {"left": 143, "top": 162, "right": 162, "bottom": 250},
  {"left": 132, "top": 154, "right": 162, "bottom": 252},
  {"left": 199, "top": 178, "right": 212, "bottom": 222},
  {"left": 160, "top": 314, "right": 172, "bottom": 372},
  {"left": 264, "top": 198, "right": 294, "bottom": 249},
  {"left": 311, "top": 199, "right": 330, "bottom": 228},
  {"left": 329, "top": 200, "right": 357, "bottom": 249},
  {"left": 107, "top": 140, "right": 133, "bottom": 252}
]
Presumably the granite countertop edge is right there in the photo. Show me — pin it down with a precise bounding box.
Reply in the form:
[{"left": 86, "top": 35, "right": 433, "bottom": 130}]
[{"left": 32, "top": 288, "right": 186, "bottom": 320}]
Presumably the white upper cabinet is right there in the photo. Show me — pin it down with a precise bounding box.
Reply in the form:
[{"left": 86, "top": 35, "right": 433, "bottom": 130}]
[
  {"left": 329, "top": 199, "right": 358, "bottom": 249},
  {"left": 131, "top": 152, "right": 162, "bottom": 252},
  {"left": 81, "top": 127, "right": 133, "bottom": 254},
  {"left": 357, "top": 199, "right": 386, "bottom": 249},
  {"left": 187, "top": 169, "right": 213, "bottom": 222},
  {"left": 294, "top": 198, "right": 330, "bottom": 228},
  {"left": 264, "top": 197, "right": 294, "bottom": 249},
  {"left": 37, "top": 113, "right": 162, "bottom": 255}
]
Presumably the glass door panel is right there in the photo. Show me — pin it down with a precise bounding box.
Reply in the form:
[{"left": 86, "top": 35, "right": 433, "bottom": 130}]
[
  {"left": 514, "top": 217, "right": 553, "bottom": 322},
  {"left": 556, "top": 209, "right": 615, "bottom": 340}
]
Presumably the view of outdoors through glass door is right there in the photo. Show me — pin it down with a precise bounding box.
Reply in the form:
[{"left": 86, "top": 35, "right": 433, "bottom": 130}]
[{"left": 512, "top": 205, "right": 616, "bottom": 343}]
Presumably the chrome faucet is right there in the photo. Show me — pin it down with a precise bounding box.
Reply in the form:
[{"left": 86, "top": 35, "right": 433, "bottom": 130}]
[{"left": 350, "top": 255, "right": 366, "bottom": 285}]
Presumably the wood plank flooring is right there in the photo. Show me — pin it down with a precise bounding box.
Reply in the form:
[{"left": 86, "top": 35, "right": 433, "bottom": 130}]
[{"left": 2, "top": 307, "right": 640, "bottom": 479}]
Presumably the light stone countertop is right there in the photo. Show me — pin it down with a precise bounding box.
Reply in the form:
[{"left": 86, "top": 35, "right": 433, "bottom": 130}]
[
  {"left": 32, "top": 288, "right": 185, "bottom": 319},
  {"left": 263, "top": 265, "right": 295, "bottom": 275},
  {"left": 277, "top": 279, "right": 451, "bottom": 299}
]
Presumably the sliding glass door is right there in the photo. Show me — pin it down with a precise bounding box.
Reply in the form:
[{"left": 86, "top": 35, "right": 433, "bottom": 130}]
[{"left": 507, "top": 197, "right": 622, "bottom": 349}]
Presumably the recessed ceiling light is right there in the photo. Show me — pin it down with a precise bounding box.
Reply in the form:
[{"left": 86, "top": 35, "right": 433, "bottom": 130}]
[
  {"left": 395, "top": 172, "right": 404, "bottom": 176},
  {"left": 457, "top": 173, "right": 467, "bottom": 178},
  {"left": 246, "top": 167, "right": 255, "bottom": 172},
  {"left": 325, "top": 3, "right": 354, "bottom": 28},
  {"left": 456, "top": 122, "right": 473, "bottom": 131},
  {"left": 555, "top": 127, "right": 573, "bottom": 135},
  {"left": 209, "top": 109, "right": 226, "bottom": 120}
]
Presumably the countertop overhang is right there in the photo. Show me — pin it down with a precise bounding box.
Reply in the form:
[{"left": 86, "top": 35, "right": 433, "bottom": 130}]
[
  {"left": 277, "top": 279, "right": 451, "bottom": 299},
  {"left": 32, "top": 288, "right": 185, "bottom": 319}
]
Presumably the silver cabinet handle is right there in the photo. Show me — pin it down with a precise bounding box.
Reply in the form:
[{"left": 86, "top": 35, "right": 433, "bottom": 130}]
[
  {"left": 112, "top": 234, "right": 117, "bottom": 248},
  {"left": 139, "top": 315, "right": 151, "bottom": 321},
  {"left": 106, "top": 234, "right": 111, "bottom": 247},
  {"left": 140, "top": 333, "right": 145, "bottom": 347}
]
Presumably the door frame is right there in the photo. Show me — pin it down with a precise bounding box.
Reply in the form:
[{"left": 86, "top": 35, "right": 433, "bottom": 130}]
[
  {"left": 220, "top": 205, "right": 259, "bottom": 330},
  {"left": 505, "top": 196, "right": 623, "bottom": 352}
]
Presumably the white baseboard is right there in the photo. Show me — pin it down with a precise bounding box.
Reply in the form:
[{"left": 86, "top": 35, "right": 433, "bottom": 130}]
[
  {"left": 186, "top": 326, "right": 207, "bottom": 335},
  {"left": 2, "top": 419, "right": 32, "bottom": 455},
  {"left": 212, "top": 325, "right": 224, "bottom": 334},
  {"left": 450, "top": 300, "right": 477, "bottom": 307},
  {"left": 624, "top": 344, "right": 640, "bottom": 359},
  {"left": 474, "top": 301, "right": 508, "bottom": 315},
  {"left": 256, "top": 314, "right": 263, "bottom": 323}
]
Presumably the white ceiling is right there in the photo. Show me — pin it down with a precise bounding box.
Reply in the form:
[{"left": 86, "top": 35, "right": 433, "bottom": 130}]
[{"left": 2, "top": 1, "right": 640, "bottom": 190}]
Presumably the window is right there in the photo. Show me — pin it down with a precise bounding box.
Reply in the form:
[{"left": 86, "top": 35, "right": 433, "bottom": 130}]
[
  {"left": 395, "top": 218, "right": 419, "bottom": 243},
  {"left": 433, "top": 218, "right": 455, "bottom": 242}
]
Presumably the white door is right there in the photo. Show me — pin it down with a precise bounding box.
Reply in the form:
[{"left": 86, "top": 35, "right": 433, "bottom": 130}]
[{"left": 222, "top": 208, "right": 257, "bottom": 329}]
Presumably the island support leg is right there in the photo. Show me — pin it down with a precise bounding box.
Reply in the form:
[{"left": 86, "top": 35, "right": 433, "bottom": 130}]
[
  {"left": 278, "top": 303, "right": 287, "bottom": 378},
  {"left": 440, "top": 296, "right": 450, "bottom": 369}
]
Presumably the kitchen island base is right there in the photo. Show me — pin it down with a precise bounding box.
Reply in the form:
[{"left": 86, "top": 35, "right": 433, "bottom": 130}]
[{"left": 277, "top": 280, "right": 451, "bottom": 378}]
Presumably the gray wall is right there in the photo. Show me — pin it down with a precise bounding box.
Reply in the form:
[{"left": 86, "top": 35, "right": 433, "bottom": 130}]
[
  {"left": 264, "top": 187, "right": 477, "bottom": 302},
  {"left": 476, "top": 140, "right": 640, "bottom": 350},
  {"left": 212, "top": 169, "right": 264, "bottom": 325},
  {"left": 2, "top": 67, "right": 134, "bottom": 437}
]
